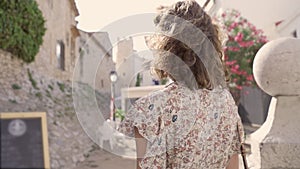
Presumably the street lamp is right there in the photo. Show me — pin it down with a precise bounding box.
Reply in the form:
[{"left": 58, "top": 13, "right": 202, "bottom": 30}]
[{"left": 109, "top": 71, "right": 118, "bottom": 121}]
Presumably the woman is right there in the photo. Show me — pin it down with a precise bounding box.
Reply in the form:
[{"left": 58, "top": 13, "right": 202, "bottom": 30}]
[{"left": 118, "top": 1, "right": 244, "bottom": 168}]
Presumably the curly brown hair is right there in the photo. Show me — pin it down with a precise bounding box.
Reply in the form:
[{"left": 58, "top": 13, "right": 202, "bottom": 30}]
[{"left": 147, "top": 0, "right": 229, "bottom": 89}]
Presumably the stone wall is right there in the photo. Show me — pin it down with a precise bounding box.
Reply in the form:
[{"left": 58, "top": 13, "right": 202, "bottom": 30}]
[
  {"left": 0, "top": 1, "right": 114, "bottom": 168},
  {"left": 0, "top": 50, "right": 111, "bottom": 169}
]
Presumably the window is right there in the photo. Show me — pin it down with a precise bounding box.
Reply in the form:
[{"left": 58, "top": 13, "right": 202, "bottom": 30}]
[
  {"left": 71, "top": 36, "right": 76, "bottom": 65},
  {"left": 56, "top": 41, "right": 65, "bottom": 70},
  {"left": 292, "top": 30, "right": 297, "bottom": 38},
  {"left": 79, "top": 48, "right": 84, "bottom": 77},
  {"left": 101, "top": 80, "right": 104, "bottom": 88},
  {"left": 48, "top": 0, "right": 53, "bottom": 9}
]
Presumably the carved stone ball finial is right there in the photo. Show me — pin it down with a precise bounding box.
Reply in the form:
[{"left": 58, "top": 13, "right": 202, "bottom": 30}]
[{"left": 253, "top": 38, "right": 300, "bottom": 96}]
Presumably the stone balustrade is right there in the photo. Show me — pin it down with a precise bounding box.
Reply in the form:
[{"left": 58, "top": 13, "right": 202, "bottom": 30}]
[{"left": 248, "top": 37, "right": 300, "bottom": 168}]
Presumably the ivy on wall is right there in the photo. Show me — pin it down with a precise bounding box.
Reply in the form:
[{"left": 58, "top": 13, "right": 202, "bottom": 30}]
[{"left": 0, "top": 0, "right": 46, "bottom": 63}]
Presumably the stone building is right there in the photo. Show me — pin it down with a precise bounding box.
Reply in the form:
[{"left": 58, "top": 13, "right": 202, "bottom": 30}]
[
  {"left": 33, "top": 0, "right": 115, "bottom": 90},
  {"left": 0, "top": 1, "right": 114, "bottom": 168},
  {"left": 31, "top": 0, "right": 80, "bottom": 81},
  {"left": 76, "top": 31, "right": 115, "bottom": 93},
  {"left": 115, "top": 37, "right": 153, "bottom": 92},
  {"left": 114, "top": 37, "right": 157, "bottom": 111}
]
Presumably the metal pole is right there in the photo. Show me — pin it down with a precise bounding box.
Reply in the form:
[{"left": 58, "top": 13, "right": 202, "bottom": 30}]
[
  {"left": 110, "top": 82, "right": 116, "bottom": 121},
  {"left": 109, "top": 71, "right": 117, "bottom": 122},
  {"left": 112, "top": 82, "right": 116, "bottom": 121}
]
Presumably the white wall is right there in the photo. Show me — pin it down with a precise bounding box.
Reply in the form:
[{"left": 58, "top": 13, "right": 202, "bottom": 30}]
[
  {"left": 214, "top": 0, "right": 300, "bottom": 40},
  {"left": 78, "top": 31, "right": 114, "bottom": 92},
  {"left": 276, "top": 12, "right": 300, "bottom": 38},
  {"left": 115, "top": 38, "right": 154, "bottom": 91}
]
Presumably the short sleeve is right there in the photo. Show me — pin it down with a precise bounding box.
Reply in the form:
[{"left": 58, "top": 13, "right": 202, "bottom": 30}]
[
  {"left": 118, "top": 96, "right": 160, "bottom": 142},
  {"left": 223, "top": 89, "right": 244, "bottom": 157},
  {"left": 228, "top": 118, "right": 244, "bottom": 156}
]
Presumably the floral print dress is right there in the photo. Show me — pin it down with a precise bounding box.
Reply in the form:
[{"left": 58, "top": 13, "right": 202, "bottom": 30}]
[{"left": 118, "top": 82, "right": 244, "bottom": 169}]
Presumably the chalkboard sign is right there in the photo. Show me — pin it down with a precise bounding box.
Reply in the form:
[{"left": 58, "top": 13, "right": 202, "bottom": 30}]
[{"left": 0, "top": 112, "right": 50, "bottom": 169}]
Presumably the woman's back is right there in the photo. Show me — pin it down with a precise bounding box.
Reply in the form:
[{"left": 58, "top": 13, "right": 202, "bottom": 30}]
[
  {"left": 119, "top": 1, "right": 244, "bottom": 168},
  {"left": 119, "top": 83, "right": 243, "bottom": 169}
]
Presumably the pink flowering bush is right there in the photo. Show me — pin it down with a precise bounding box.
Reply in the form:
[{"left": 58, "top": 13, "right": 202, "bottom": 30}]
[{"left": 219, "top": 9, "right": 268, "bottom": 102}]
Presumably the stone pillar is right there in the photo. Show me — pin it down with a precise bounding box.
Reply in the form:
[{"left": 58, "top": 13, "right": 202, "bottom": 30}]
[{"left": 247, "top": 37, "right": 300, "bottom": 168}]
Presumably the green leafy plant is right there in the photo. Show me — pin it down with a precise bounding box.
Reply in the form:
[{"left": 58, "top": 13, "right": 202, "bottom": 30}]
[
  {"left": 160, "top": 78, "right": 168, "bottom": 85},
  {"left": 135, "top": 73, "right": 143, "bottom": 87},
  {"left": 11, "top": 83, "right": 21, "bottom": 90},
  {"left": 45, "top": 89, "right": 51, "bottom": 98},
  {"left": 9, "top": 99, "right": 17, "bottom": 104},
  {"left": 27, "top": 69, "right": 38, "bottom": 89},
  {"left": 219, "top": 9, "right": 268, "bottom": 102},
  {"left": 0, "top": 0, "right": 46, "bottom": 63},
  {"left": 57, "top": 82, "right": 65, "bottom": 92},
  {"left": 115, "top": 108, "right": 125, "bottom": 121},
  {"left": 35, "top": 92, "right": 42, "bottom": 99},
  {"left": 48, "top": 84, "right": 53, "bottom": 90}
]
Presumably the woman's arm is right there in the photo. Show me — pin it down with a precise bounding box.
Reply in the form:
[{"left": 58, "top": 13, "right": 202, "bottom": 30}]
[
  {"left": 226, "top": 154, "right": 239, "bottom": 169},
  {"left": 134, "top": 127, "right": 147, "bottom": 169}
]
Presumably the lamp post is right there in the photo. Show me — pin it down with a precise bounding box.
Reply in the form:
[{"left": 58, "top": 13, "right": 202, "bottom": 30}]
[{"left": 109, "top": 71, "right": 118, "bottom": 121}]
